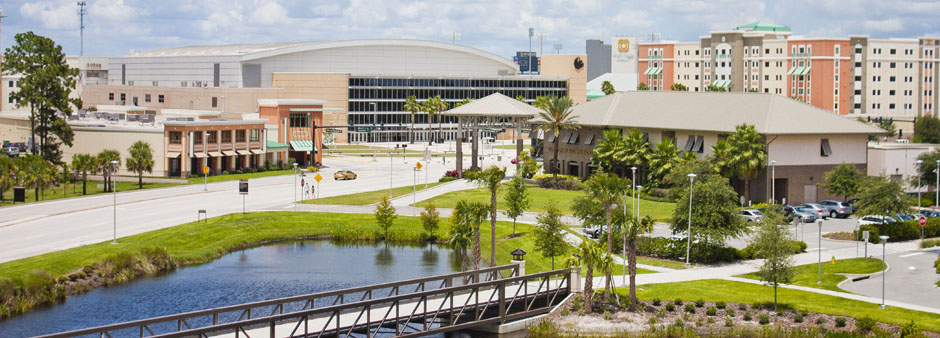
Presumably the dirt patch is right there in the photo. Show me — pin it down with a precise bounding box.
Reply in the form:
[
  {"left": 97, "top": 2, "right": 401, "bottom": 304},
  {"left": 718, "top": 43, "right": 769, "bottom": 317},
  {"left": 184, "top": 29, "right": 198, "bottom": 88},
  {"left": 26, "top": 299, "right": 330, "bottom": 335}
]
[{"left": 823, "top": 232, "right": 858, "bottom": 241}]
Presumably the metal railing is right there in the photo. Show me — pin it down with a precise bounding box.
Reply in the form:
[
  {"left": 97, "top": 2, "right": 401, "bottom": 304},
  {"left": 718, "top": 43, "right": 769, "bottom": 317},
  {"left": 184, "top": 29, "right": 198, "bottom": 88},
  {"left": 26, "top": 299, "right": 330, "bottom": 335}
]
[{"left": 39, "top": 264, "right": 523, "bottom": 338}]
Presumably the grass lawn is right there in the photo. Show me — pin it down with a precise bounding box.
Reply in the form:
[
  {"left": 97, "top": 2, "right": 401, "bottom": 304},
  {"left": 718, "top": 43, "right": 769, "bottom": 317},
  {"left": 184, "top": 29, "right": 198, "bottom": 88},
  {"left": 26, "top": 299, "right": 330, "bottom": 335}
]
[
  {"left": 0, "top": 211, "right": 584, "bottom": 285},
  {"left": 0, "top": 180, "right": 180, "bottom": 206},
  {"left": 636, "top": 256, "right": 689, "bottom": 270},
  {"left": 187, "top": 169, "right": 294, "bottom": 184},
  {"left": 302, "top": 182, "right": 445, "bottom": 205},
  {"left": 417, "top": 185, "right": 675, "bottom": 221},
  {"left": 736, "top": 258, "right": 884, "bottom": 292},
  {"left": 629, "top": 279, "right": 940, "bottom": 332}
]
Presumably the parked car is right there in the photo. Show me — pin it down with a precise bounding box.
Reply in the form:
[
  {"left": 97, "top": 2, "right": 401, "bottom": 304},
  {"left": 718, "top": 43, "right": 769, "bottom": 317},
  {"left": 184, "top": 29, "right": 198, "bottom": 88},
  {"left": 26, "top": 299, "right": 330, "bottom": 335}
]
[
  {"left": 818, "top": 200, "right": 853, "bottom": 218},
  {"left": 846, "top": 198, "right": 860, "bottom": 213},
  {"left": 783, "top": 205, "right": 817, "bottom": 223},
  {"left": 3, "top": 146, "right": 18, "bottom": 157},
  {"left": 333, "top": 170, "right": 357, "bottom": 180},
  {"left": 582, "top": 226, "right": 604, "bottom": 239},
  {"left": 858, "top": 215, "right": 897, "bottom": 226},
  {"left": 797, "top": 203, "right": 829, "bottom": 219},
  {"left": 739, "top": 209, "right": 762, "bottom": 223},
  {"left": 917, "top": 208, "right": 940, "bottom": 218},
  {"left": 893, "top": 213, "right": 916, "bottom": 222}
]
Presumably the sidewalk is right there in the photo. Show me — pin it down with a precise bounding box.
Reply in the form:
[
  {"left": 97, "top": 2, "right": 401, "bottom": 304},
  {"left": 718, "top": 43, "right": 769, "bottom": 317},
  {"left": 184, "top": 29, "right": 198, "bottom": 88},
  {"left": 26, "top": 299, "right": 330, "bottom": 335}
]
[{"left": 88, "top": 175, "right": 188, "bottom": 184}]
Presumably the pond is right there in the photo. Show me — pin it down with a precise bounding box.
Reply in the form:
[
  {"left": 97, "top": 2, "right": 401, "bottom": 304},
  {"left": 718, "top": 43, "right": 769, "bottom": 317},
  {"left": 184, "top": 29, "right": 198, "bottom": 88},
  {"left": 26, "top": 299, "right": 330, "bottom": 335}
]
[{"left": 0, "top": 240, "right": 482, "bottom": 337}]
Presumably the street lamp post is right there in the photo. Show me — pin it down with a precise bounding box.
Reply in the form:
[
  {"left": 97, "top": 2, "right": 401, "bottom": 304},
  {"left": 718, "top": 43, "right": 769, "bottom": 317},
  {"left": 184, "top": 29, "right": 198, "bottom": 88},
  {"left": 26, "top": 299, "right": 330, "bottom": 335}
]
[
  {"left": 389, "top": 150, "right": 394, "bottom": 198},
  {"left": 879, "top": 235, "right": 889, "bottom": 309},
  {"left": 686, "top": 173, "right": 695, "bottom": 266},
  {"left": 111, "top": 160, "right": 119, "bottom": 245},
  {"left": 371, "top": 103, "right": 377, "bottom": 144},
  {"left": 935, "top": 160, "right": 939, "bottom": 208},
  {"left": 293, "top": 163, "right": 298, "bottom": 211},
  {"left": 622, "top": 185, "right": 627, "bottom": 285},
  {"left": 817, "top": 219, "right": 823, "bottom": 284},
  {"left": 771, "top": 160, "right": 776, "bottom": 204}
]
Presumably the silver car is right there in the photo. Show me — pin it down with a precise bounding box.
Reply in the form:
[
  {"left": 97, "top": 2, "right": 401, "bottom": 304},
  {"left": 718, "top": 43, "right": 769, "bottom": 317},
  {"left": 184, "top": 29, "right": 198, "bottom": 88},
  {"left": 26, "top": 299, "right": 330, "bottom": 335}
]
[
  {"left": 818, "top": 200, "right": 852, "bottom": 218},
  {"left": 739, "top": 209, "right": 762, "bottom": 223},
  {"left": 797, "top": 203, "right": 829, "bottom": 219},
  {"left": 785, "top": 205, "right": 817, "bottom": 223}
]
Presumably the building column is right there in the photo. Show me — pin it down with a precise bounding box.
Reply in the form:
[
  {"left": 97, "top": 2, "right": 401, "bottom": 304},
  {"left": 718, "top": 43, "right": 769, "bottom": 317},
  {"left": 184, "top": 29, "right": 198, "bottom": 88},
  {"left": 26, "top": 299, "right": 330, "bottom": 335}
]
[{"left": 456, "top": 117, "right": 463, "bottom": 177}]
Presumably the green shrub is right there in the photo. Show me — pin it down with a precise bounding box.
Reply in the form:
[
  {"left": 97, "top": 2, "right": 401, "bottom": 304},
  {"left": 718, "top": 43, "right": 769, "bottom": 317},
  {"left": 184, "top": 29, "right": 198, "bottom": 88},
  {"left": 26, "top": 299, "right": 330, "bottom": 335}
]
[
  {"left": 665, "top": 303, "right": 676, "bottom": 312},
  {"left": 637, "top": 237, "right": 740, "bottom": 263},
  {"left": 859, "top": 220, "right": 940, "bottom": 243},
  {"left": 921, "top": 239, "right": 940, "bottom": 248},
  {"left": 794, "top": 313, "right": 804, "bottom": 323},
  {"left": 706, "top": 306, "right": 717, "bottom": 316},
  {"left": 725, "top": 318, "right": 734, "bottom": 327},
  {"left": 528, "top": 320, "right": 560, "bottom": 337},
  {"left": 738, "top": 240, "right": 807, "bottom": 259},
  {"left": 648, "top": 317, "right": 658, "bottom": 325},
  {"left": 900, "top": 320, "right": 923, "bottom": 338},
  {"left": 652, "top": 298, "right": 661, "bottom": 306},
  {"left": 603, "top": 310, "right": 612, "bottom": 320},
  {"left": 715, "top": 301, "right": 726, "bottom": 309},
  {"left": 738, "top": 303, "right": 747, "bottom": 311},
  {"left": 800, "top": 309, "right": 809, "bottom": 317},
  {"left": 743, "top": 312, "right": 752, "bottom": 321},
  {"left": 695, "top": 299, "right": 705, "bottom": 308},
  {"left": 674, "top": 298, "right": 683, "bottom": 305},
  {"left": 758, "top": 314, "right": 770, "bottom": 325},
  {"left": 684, "top": 304, "right": 696, "bottom": 313},
  {"left": 535, "top": 177, "right": 580, "bottom": 190},
  {"left": 673, "top": 317, "right": 684, "bottom": 327},
  {"left": 725, "top": 308, "right": 735, "bottom": 316},
  {"left": 532, "top": 173, "right": 579, "bottom": 181},
  {"left": 856, "top": 316, "right": 876, "bottom": 334},
  {"left": 439, "top": 176, "right": 457, "bottom": 183},
  {"left": 835, "top": 317, "right": 847, "bottom": 328},
  {"left": 816, "top": 317, "right": 826, "bottom": 325}
]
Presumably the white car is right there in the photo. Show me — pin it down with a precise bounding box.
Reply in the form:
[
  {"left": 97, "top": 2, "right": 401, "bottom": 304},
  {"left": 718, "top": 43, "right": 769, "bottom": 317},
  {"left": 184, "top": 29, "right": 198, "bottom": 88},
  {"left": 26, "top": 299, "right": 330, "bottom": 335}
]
[
  {"left": 857, "top": 215, "right": 897, "bottom": 226},
  {"left": 739, "top": 209, "right": 762, "bottom": 223}
]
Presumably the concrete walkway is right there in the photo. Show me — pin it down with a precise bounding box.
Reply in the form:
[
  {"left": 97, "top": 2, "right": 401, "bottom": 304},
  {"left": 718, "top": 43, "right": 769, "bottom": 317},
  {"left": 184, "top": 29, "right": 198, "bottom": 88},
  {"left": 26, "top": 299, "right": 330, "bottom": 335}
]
[{"left": 87, "top": 175, "right": 188, "bottom": 184}]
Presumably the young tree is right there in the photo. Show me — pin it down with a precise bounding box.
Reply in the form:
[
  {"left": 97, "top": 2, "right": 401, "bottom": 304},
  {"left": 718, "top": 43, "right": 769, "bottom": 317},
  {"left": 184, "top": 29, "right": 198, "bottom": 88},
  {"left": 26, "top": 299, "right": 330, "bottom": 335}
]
[
  {"left": 709, "top": 139, "right": 735, "bottom": 178},
  {"left": 624, "top": 216, "right": 653, "bottom": 309},
  {"left": 637, "top": 83, "right": 650, "bottom": 91},
  {"left": 420, "top": 203, "right": 440, "bottom": 241},
  {"left": 622, "top": 129, "right": 650, "bottom": 172},
  {"left": 916, "top": 150, "right": 940, "bottom": 194},
  {"left": 534, "top": 202, "right": 566, "bottom": 269},
  {"left": 2, "top": 32, "right": 81, "bottom": 164},
  {"left": 453, "top": 200, "right": 489, "bottom": 269},
  {"left": 855, "top": 176, "right": 915, "bottom": 220},
  {"left": 503, "top": 175, "right": 530, "bottom": 236},
  {"left": 576, "top": 240, "right": 603, "bottom": 314},
  {"left": 535, "top": 96, "right": 579, "bottom": 179},
  {"left": 423, "top": 95, "right": 448, "bottom": 144},
  {"left": 601, "top": 81, "right": 615, "bottom": 95},
  {"left": 0, "top": 155, "right": 15, "bottom": 202},
  {"left": 596, "top": 246, "right": 618, "bottom": 304},
  {"left": 71, "top": 153, "right": 96, "bottom": 195},
  {"left": 581, "top": 172, "right": 628, "bottom": 254},
  {"left": 125, "top": 141, "right": 154, "bottom": 189},
  {"left": 472, "top": 166, "right": 506, "bottom": 265},
  {"left": 96, "top": 149, "right": 121, "bottom": 192},
  {"left": 646, "top": 138, "right": 681, "bottom": 187},
  {"left": 751, "top": 208, "right": 794, "bottom": 311},
  {"left": 823, "top": 163, "right": 864, "bottom": 202},
  {"left": 374, "top": 195, "right": 397, "bottom": 239},
  {"left": 16, "top": 154, "right": 55, "bottom": 200},
  {"left": 516, "top": 151, "right": 541, "bottom": 178},
  {"left": 447, "top": 208, "right": 473, "bottom": 271},
  {"left": 403, "top": 95, "right": 422, "bottom": 143},
  {"left": 914, "top": 115, "right": 940, "bottom": 144},
  {"left": 725, "top": 124, "right": 767, "bottom": 202},
  {"left": 671, "top": 174, "right": 748, "bottom": 246},
  {"left": 670, "top": 83, "right": 688, "bottom": 91}
]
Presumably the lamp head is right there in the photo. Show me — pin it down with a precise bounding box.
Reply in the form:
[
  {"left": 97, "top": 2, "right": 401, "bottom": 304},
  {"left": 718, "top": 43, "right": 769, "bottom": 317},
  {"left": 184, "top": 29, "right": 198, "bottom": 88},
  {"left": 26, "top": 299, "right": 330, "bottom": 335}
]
[
  {"left": 771, "top": 160, "right": 776, "bottom": 164},
  {"left": 688, "top": 173, "right": 696, "bottom": 178},
  {"left": 879, "top": 235, "right": 889, "bottom": 240}
]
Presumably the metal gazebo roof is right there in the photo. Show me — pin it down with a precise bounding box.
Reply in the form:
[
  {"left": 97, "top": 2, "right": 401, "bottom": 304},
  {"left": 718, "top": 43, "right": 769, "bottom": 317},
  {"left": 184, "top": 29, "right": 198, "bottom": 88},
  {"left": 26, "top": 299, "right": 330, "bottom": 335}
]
[{"left": 441, "top": 93, "right": 542, "bottom": 117}]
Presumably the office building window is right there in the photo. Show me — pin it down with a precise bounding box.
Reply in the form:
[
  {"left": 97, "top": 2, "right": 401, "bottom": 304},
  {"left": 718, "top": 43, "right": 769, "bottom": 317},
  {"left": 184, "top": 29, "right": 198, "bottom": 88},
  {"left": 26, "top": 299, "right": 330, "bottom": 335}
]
[
  {"left": 120, "top": 93, "right": 126, "bottom": 102},
  {"left": 193, "top": 132, "right": 203, "bottom": 144},
  {"left": 889, "top": 103, "right": 896, "bottom": 109},
  {"left": 211, "top": 97, "right": 218, "bottom": 107},
  {"left": 289, "top": 113, "right": 309, "bottom": 127},
  {"left": 207, "top": 131, "right": 218, "bottom": 143},
  {"left": 236, "top": 130, "right": 246, "bottom": 142},
  {"left": 109, "top": 93, "right": 114, "bottom": 101},
  {"left": 158, "top": 95, "right": 164, "bottom": 103},
  {"left": 145, "top": 94, "right": 151, "bottom": 102},
  {"left": 889, "top": 90, "right": 895, "bottom": 96},
  {"left": 249, "top": 129, "right": 260, "bottom": 142},
  {"left": 221, "top": 130, "right": 232, "bottom": 143},
  {"left": 820, "top": 139, "right": 832, "bottom": 157},
  {"left": 169, "top": 131, "right": 182, "bottom": 145}
]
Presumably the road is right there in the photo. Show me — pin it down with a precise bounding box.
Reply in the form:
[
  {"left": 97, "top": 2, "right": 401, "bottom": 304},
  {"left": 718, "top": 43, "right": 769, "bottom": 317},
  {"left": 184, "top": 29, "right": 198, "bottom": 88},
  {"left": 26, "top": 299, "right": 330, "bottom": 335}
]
[
  {"left": 0, "top": 152, "right": 515, "bottom": 264},
  {"left": 840, "top": 249, "right": 940, "bottom": 307}
]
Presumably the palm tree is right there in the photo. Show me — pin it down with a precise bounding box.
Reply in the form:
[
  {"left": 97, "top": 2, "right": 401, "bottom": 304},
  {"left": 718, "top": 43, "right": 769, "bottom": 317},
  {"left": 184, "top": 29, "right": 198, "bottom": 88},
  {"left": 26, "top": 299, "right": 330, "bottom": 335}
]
[
  {"left": 452, "top": 200, "right": 490, "bottom": 270},
  {"left": 423, "top": 96, "right": 448, "bottom": 145},
  {"left": 447, "top": 213, "right": 473, "bottom": 271},
  {"left": 646, "top": 138, "right": 681, "bottom": 187},
  {"left": 622, "top": 129, "right": 650, "bottom": 175},
  {"left": 16, "top": 155, "right": 55, "bottom": 201},
  {"left": 0, "top": 155, "right": 15, "bottom": 202},
  {"left": 576, "top": 240, "right": 603, "bottom": 314},
  {"left": 71, "top": 153, "right": 96, "bottom": 195},
  {"left": 96, "top": 149, "right": 121, "bottom": 192},
  {"left": 596, "top": 247, "right": 618, "bottom": 304},
  {"left": 472, "top": 166, "right": 506, "bottom": 266},
  {"left": 403, "top": 95, "right": 421, "bottom": 143},
  {"left": 709, "top": 139, "right": 734, "bottom": 178},
  {"left": 582, "top": 172, "right": 627, "bottom": 255},
  {"left": 125, "top": 141, "right": 154, "bottom": 189},
  {"left": 535, "top": 96, "right": 579, "bottom": 179},
  {"left": 726, "top": 124, "right": 767, "bottom": 201},
  {"left": 624, "top": 216, "right": 653, "bottom": 309},
  {"left": 591, "top": 129, "right": 626, "bottom": 173}
]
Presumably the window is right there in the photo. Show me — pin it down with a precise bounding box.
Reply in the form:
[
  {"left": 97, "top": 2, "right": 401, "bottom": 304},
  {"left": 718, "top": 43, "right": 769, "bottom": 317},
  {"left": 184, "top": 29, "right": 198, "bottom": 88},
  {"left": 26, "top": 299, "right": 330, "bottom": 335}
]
[
  {"left": 120, "top": 93, "right": 126, "bottom": 102},
  {"left": 890, "top": 90, "right": 896, "bottom": 96},
  {"left": 221, "top": 130, "right": 232, "bottom": 143},
  {"left": 206, "top": 131, "right": 218, "bottom": 143},
  {"left": 7, "top": 81, "right": 12, "bottom": 87},
  {"left": 890, "top": 62, "right": 896, "bottom": 68},
  {"left": 820, "top": 139, "right": 832, "bottom": 157},
  {"left": 211, "top": 97, "right": 218, "bottom": 107},
  {"left": 193, "top": 132, "right": 203, "bottom": 144},
  {"left": 109, "top": 93, "right": 114, "bottom": 100},
  {"left": 236, "top": 130, "right": 246, "bottom": 142},
  {"left": 890, "top": 76, "right": 896, "bottom": 82},
  {"left": 249, "top": 129, "right": 260, "bottom": 142},
  {"left": 889, "top": 103, "right": 896, "bottom": 109},
  {"left": 158, "top": 95, "right": 164, "bottom": 103},
  {"left": 289, "top": 113, "right": 309, "bottom": 127},
  {"left": 145, "top": 94, "right": 151, "bottom": 102},
  {"left": 169, "top": 131, "right": 182, "bottom": 145},
  {"left": 152, "top": 81, "right": 158, "bottom": 86},
  {"left": 890, "top": 49, "right": 896, "bottom": 55}
]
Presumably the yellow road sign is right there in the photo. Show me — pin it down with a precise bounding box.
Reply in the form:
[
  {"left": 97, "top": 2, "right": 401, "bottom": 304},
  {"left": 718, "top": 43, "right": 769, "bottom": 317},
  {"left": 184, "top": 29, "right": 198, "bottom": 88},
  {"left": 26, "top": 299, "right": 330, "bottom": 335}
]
[
  {"left": 314, "top": 173, "right": 323, "bottom": 183},
  {"left": 202, "top": 166, "right": 209, "bottom": 174},
  {"left": 415, "top": 162, "right": 422, "bottom": 170}
]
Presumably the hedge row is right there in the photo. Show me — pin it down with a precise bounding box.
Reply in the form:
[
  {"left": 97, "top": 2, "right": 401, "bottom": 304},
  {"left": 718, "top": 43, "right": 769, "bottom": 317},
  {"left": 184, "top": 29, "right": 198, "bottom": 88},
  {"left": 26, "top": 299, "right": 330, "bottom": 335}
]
[
  {"left": 857, "top": 219, "right": 940, "bottom": 244},
  {"left": 633, "top": 237, "right": 807, "bottom": 264}
]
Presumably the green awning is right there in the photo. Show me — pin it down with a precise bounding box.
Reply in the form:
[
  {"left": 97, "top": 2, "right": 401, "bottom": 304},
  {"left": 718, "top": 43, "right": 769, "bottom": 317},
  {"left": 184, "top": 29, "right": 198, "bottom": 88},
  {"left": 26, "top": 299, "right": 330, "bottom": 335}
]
[
  {"left": 653, "top": 68, "right": 663, "bottom": 75},
  {"left": 799, "top": 66, "right": 811, "bottom": 75},
  {"left": 792, "top": 67, "right": 804, "bottom": 76},
  {"left": 267, "top": 140, "right": 289, "bottom": 149},
  {"left": 644, "top": 68, "right": 653, "bottom": 75},
  {"left": 787, "top": 67, "right": 798, "bottom": 75},
  {"left": 586, "top": 89, "right": 606, "bottom": 99},
  {"left": 715, "top": 80, "right": 731, "bottom": 88},
  {"left": 289, "top": 140, "right": 317, "bottom": 152}
]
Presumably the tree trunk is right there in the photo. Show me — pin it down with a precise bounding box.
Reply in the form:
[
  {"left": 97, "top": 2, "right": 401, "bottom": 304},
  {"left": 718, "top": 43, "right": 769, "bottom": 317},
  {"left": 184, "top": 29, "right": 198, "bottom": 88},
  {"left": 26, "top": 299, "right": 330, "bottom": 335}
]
[
  {"left": 472, "top": 224, "right": 481, "bottom": 270},
  {"left": 34, "top": 187, "right": 39, "bottom": 201},
  {"left": 82, "top": 173, "right": 87, "bottom": 195},
  {"left": 490, "top": 191, "right": 497, "bottom": 266},
  {"left": 138, "top": 172, "right": 143, "bottom": 189},
  {"left": 628, "top": 237, "right": 638, "bottom": 309},
  {"left": 410, "top": 112, "right": 415, "bottom": 144},
  {"left": 605, "top": 209, "right": 613, "bottom": 253},
  {"left": 744, "top": 178, "right": 750, "bottom": 204},
  {"left": 552, "top": 133, "right": 560, "bottom": 179},
  {"left": 583, "top": 265, "right": 594, "bottom": 314},
  {"left": 512, "top": 219, "right": 516, "bottom": 237},
  {"left": 438, "top": 114, "right": 443, "bottom": 144},
  {"left": 462, "top": 250, "right": 470, "bottom": 271},
  {"left": 773, "top": 284, "right": 778, "bottom": 311}
]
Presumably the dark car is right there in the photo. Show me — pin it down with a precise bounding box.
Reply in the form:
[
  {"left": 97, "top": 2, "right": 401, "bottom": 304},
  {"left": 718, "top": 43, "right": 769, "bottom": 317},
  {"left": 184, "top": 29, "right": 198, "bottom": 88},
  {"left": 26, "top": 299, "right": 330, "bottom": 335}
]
[{"left": 819, "top": 200, "right": 852, "bottom": 218}]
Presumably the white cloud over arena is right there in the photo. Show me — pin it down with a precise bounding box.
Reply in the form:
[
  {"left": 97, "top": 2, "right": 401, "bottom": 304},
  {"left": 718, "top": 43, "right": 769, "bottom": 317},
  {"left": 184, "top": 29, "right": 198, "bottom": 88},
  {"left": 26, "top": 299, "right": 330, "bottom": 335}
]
[{"left": 2, "top": 0, "right": 940, "bottom": 58}]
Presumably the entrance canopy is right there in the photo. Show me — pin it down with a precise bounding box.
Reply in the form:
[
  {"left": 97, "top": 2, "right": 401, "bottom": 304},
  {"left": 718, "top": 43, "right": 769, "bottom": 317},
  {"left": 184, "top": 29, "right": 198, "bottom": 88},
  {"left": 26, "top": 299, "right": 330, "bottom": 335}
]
[
  {"left": 290, "top": 140, "right": 317, "bottom": 152},
  {"left": 442, "top": 92, "right": 542, "bottom": 118}
]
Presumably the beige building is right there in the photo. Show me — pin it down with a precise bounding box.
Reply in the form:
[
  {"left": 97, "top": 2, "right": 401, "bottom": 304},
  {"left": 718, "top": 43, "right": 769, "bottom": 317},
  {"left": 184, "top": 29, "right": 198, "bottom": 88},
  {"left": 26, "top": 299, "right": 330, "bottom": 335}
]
[{"left": 545, "top": 91, "right": 883, "bottom": 204}]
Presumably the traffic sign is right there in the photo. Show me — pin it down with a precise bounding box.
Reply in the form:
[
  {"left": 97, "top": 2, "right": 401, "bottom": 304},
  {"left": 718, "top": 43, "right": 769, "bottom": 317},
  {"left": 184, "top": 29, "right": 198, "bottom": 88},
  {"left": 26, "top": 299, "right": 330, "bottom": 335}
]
[
  {"left": 326, "top": 128, "right": 343, "bottom": 133},
  {"left": 919, "top": 216, "right": 927, "bottom": 226},
  {"left": 863, "top": 230, "right": 870, "bottom": 242},
  {"left": 314, "top": 173, "right": 323, "bottom": 183},
  {"left": 415, "top": 162, "right": 422, "bottom": 170},
  {"left": 238, "top": 179, "right": 248, "bottom": 195},
  {"left": 356, "top": 128, "right": 372, "bottom": 133},
  {"left": 203, "top": 166, "right": 209, "bottom": 174},
  {"left": 521, "top": 129, "right": 531, "bottom": 133}
]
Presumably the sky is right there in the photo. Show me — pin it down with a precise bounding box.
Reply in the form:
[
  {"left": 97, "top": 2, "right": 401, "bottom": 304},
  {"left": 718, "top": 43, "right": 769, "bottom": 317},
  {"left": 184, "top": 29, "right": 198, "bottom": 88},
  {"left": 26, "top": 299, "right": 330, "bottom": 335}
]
[{"left": 2, "top": 0, "right": 940, "bottom": 59}]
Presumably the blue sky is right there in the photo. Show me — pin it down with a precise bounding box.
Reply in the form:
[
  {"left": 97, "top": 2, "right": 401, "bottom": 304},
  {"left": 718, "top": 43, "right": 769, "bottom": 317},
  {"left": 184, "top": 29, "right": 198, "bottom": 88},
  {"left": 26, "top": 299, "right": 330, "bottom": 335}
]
[{"left": 2, "top": 0, "right": 940, "bottom": 59}]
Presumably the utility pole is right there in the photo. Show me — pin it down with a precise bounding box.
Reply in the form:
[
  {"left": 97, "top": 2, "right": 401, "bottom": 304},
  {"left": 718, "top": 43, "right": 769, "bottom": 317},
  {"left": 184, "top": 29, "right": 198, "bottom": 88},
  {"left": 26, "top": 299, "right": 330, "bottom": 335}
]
[
  {"left": 528, "top": 28, "right": 534, "bottom": 75},
  {"left": 537, "top": 33, "right": 549, "bottom": 58},
  {"left": 77, "top": 1, "right": 87, "bottom": 56},
  {"left": 451, "top": 32, "right": 461, "bottom": 44}
]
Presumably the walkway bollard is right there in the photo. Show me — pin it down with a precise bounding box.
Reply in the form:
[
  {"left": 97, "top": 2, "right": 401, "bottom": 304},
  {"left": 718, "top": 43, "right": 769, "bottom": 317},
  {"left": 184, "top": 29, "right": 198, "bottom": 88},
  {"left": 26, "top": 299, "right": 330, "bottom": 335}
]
[
  {"left": 570, "top": 266, "right": 582, "bottom": 292},
  {"left": 511, "top": 258, "right": 526, "bottom": 277}
]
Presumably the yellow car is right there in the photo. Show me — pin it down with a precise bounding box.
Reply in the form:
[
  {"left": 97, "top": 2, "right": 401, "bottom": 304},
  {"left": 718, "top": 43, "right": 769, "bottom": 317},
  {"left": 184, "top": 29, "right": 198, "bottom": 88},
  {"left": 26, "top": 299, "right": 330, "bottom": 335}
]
[{"left": 334, "top": 170, "right": 357, "bottom": 180}]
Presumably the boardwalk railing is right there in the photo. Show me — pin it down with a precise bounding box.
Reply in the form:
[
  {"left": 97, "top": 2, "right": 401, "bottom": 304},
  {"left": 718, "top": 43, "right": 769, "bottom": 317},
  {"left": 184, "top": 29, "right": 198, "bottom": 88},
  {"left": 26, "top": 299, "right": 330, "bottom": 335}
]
[{"left": 38, "top": 264, "right": 522, "bottom": 338}]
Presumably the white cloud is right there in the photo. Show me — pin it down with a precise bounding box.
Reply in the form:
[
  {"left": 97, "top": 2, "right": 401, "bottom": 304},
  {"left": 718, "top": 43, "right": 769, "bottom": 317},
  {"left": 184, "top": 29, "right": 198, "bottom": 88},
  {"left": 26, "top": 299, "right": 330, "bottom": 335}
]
[
  {"left": 864, "top": 19, "right": 904, "bottom": 32},
  {"left": 19, "top": 0, "right": 77, "bottom": 30},
  {"left": 251, "top": 1, "right": 289, "bottom": 26}
]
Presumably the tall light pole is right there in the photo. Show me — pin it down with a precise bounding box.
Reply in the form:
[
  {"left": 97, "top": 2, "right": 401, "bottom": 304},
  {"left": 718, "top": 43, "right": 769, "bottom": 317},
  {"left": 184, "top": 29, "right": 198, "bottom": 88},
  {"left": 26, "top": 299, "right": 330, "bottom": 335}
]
[
  {"left": 771, "top": 160, "right": 776, "bottom": 204},
  {"left": 879, "top": 235, "right": 889, "bottom": 309},
  {"left": 935, "top": 160, "right": 939, "bottom": 207},
  {"left": 631, "top": 166, "right": 637, "bottom": 222},
  {"left": 817, "top": 219, "right": 823, "bottom": 283},
  {"left": 111, "top": 160, "right": 119, "bottom": 245},
  {"left": 916, "top": 160, "right": 923, "bottom": 218},
  {"left": 389, "top": 149, "right": 394, "bottom": 198},
  {"left": 622, "top": 183, "right": 628, "bottom": 285},
  {"left": 293, "top": 163, "right": 298, "bottom": 211},
  {"left": 637, "top": 185, "right": 643, "bottom": 221},
  {"left": 686, "top": 173, "right": 696, "bottom": 266},
  {"left": 371, "top": 102, "right": 377, "bottom": 144}
]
